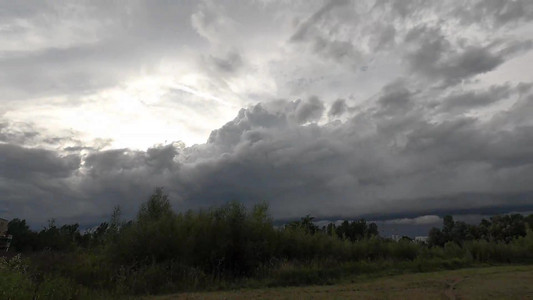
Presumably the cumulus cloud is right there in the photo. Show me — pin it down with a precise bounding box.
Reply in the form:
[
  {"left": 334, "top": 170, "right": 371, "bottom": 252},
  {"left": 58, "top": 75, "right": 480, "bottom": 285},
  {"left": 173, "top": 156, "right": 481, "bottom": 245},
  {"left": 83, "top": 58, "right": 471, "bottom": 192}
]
[
  {"left": 4, "top": 85, "right": 533, "bottom": 226},
  {"left": 328, "top": 99, "right": 348, "bottom": 117},
  {"left": 1, "top": 0, "right": 533, "bottom": 229},
  {"left": 293, "top": 96, "right": 325, "bottom": 124},
  {"left": 435, "top": 83, "right": 532, "bottom": 112},
  {"left": 0, "top": 144, "right": 79, "bottom": 180},
  {"left": 376, "top": 80, "right": 413, "bottom": 114}
]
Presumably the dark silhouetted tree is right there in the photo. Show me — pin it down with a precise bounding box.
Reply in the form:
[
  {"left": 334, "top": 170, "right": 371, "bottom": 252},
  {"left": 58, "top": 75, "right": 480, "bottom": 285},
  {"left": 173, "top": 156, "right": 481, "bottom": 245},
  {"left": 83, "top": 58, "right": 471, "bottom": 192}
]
[{"left": 7, "top": 218, "right": 37, "bottom": 252}]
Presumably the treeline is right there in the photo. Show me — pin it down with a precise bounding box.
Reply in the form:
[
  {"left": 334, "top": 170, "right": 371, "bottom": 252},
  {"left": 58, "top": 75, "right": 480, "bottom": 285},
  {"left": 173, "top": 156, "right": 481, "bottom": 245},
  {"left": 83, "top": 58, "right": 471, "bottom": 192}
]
[
  {"left": 2, "top": 188, "right": 533, "bottom": 299},
  {"left": 285, "top": 215, "right": 379, "bottom": 241},
  {"left": 7, "top": 208, "right": 124, "bottom": 253},
  {"left": 6, "top": 193, "right": 381, "bottom": 256},
  {"left": 428, "top": 214, "right": 533, "bottom": 246},
  {"left": 7, "top": 219, "right": 103, "bottom": 252}
]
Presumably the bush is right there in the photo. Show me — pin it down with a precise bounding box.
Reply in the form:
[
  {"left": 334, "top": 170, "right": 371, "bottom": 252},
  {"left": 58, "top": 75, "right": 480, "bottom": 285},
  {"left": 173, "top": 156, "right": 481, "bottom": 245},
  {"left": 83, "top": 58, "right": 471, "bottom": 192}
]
[
  {"left": 0, "top": 255, "right": 34, "bottom": 300},
  {"left": 389, "top": 240, "right": 419, "bottom": 261}
]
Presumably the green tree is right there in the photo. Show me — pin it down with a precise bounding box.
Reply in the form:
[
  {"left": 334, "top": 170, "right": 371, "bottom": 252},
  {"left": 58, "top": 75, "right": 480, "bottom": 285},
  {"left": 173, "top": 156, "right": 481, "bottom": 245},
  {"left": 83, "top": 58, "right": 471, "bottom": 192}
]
[
  {"left": 7, "top": 219, "right": 37, "bottom": 252},
  {"left": 137, "top": 187, "right": 173, "bottom": 222},
  {"left": 428, "top": 227, "right": 445, "bottom": 247},
  {"left": 286, "top": 215, "right": 319, "bottom": 235},
  {"left": 367, "top": 222, "right": 379, "bottom": 237}
]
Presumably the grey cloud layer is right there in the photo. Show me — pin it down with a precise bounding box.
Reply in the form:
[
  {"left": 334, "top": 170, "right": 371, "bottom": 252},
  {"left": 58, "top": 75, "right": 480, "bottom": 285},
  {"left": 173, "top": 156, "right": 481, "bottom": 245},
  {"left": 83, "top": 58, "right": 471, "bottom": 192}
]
[
  {"left": 3, "top": 84, "right": 533, "bottom": 224},
  {"left": 0, "top": 1, "right": 200, "bottom": 100}
]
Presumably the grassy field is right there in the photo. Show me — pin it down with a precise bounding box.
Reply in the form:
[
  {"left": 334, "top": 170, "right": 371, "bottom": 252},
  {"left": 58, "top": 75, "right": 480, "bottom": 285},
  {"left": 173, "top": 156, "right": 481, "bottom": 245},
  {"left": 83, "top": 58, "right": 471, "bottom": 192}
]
[{"left": 147, "top": 265, "right": 533, "bottom": 299}]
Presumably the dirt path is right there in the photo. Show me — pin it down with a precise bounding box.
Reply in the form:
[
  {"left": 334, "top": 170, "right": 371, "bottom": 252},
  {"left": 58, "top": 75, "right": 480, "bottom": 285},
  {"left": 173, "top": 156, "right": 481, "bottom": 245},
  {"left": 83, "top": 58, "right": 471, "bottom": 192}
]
[{"left": 443, "top": 278, "right": 463, "bottom": 300}]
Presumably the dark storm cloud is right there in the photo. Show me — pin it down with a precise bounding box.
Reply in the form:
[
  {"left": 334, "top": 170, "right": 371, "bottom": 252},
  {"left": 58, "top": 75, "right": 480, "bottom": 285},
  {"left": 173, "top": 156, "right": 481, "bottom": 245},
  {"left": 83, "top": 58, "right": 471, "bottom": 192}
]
[
  {"left": 0, "top": 144, "right": 79, "bottom": 179},
  {"left": 84, "top": 144, "right": 179, "bottom": 178},
  {"left": 436, "top": 83, "right": 529, "bottom": 112},
  {"left": 403, "top": 26, "right": 504, "bottom": 86},
  {"left": 0, "top": 144, "right": 84, "bottom": 224},
  {"left": 169, "top": 91, "right": 533, "bottom": 219},
  {"left": 328, "top": 99, "right": 348, "bottom": 117},
  {"left": 293, "top": 96, "right": 325, "bottom": 124},
  {"left": 376, "top": 80, "right": 413, "bottom": 114},
  {"left": 3, "top": 83, "right": 533, "bottom": 225}
]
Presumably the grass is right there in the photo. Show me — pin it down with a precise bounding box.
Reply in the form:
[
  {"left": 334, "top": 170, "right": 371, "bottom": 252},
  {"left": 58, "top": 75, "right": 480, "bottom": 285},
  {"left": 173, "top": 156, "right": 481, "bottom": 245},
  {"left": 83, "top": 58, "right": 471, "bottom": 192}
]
[{"left": 145, "top": 265, "right": 533, "bottom": 299}]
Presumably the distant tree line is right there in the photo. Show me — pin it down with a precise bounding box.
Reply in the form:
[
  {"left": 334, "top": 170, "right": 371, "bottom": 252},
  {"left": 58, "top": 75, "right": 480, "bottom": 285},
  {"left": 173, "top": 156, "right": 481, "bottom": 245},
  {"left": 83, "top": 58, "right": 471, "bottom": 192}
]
[
  {"left": 428, "top": 214, "right": 533, "bottom": 247},
  {"left": 6, "top": 213, "right": 123, "bottom": 253},
  {"left": 285, "top": 215, "right": 379, "bottom": 240}
]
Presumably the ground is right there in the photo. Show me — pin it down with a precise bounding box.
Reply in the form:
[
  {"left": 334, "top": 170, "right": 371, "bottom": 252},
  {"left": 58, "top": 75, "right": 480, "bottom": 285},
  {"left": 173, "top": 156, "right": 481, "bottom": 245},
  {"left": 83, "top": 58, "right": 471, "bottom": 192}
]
[{"left": 146, "top": 265, "right": 533, "bottom": 299}]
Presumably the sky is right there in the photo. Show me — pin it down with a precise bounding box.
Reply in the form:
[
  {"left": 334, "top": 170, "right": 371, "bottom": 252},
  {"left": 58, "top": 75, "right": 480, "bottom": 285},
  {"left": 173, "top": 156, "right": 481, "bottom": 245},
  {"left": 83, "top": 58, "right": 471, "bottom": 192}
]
[{"left": 1, "top": 0, "right": 533, "bottom": 233}]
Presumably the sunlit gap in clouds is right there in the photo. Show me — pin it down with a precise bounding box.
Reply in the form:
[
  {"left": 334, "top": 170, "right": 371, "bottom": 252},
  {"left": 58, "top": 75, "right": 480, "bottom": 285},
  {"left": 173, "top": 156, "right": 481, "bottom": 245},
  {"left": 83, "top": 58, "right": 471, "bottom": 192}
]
[
  {"left": 8, "top": 74, "right": 240, "bottom": 151},
  {"left": 87, "top": 75, "right": 238, "bottom": 150},
  {"left": 104, "top": 72, "right": 245, "bottom": 150}
]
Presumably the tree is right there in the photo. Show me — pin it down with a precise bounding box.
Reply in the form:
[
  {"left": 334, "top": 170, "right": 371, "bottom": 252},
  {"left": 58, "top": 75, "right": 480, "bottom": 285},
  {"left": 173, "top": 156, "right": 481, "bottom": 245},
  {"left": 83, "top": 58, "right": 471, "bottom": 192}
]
[
  {"left": 7, "top": 218, "right": 37, "bottom": 252},
  {"left": 286, "top": 215, "right": 319, "bottom": 235},
  {"left": 442, "top": 215, "right": 454, "bottom": 235},
  {"left": 323, "top": 223, "right": 337, "bottom": 236},
  {"left": 526, "top": 214, "right": 533, "bottom": 231},
  {"left": 367, "top": 222, "right": 379, "bottom": 238},
  {"left": 335, "top": 219, "right": 372, "bottom": 241},
  {"left": 428, "top": 227, "right": 445, "bottom": 247},
  {"left": 450, "top": 221, "right": 468, "bottom": 244},
  {"left": 488, "top": 214, "right": 526, "bottom": 243},
  {"left": 137, "top": 187, "right": 173, "bottom": 222}
]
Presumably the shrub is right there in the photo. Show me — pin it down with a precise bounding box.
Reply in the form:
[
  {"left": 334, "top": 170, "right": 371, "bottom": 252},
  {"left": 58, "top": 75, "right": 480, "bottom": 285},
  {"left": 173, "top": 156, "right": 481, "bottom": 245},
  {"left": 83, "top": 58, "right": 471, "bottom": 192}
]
[{"left": 0, "top": 255, "right": 34, "bottom": 300}]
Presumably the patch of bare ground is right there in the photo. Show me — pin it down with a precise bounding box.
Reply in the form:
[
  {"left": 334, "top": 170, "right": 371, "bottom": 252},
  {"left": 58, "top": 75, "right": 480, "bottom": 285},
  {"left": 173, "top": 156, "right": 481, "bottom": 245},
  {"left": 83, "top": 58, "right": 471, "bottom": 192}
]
[
  {"left": 443, "top": 277, "right": 463, "bottom": 300},
  {"left": 146, "top": 265, "right": 533, "bottom": 300}
]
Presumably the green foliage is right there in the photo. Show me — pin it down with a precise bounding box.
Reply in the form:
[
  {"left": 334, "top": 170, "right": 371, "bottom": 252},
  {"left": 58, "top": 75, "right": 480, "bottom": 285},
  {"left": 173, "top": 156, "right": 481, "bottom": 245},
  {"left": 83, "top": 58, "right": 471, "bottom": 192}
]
[
  {"left": 389, "top": 239, "right": 419, "bottom": 261},
  {"left": 8, "top": 218, "right": 38, "bottom": 252},
  {"left": 286, "top": 215, "right": 320, "bottom": 235},
  {"left": 113, "top": 200, "right": 278, "bottom": 277},
  {"left": 0, "top": 254, "right": 103, "bottom": 300},
  {"left": 321, "top": 219, "right": 379, "bottom": 241},
  {"left": 429, "top": 214, "right": 531, "bottom": 247},
  {"left": 0, "top": 254, "right": 34, "bottom": 299},
  {"left": 35, "top": 275, "right": 88, "bottom": 300},
  {"left": 5, "top": 189, "right": 533, "bottom": 297},
  {"left": 137, "top": 187, "right": 173, "bottom": 222}
]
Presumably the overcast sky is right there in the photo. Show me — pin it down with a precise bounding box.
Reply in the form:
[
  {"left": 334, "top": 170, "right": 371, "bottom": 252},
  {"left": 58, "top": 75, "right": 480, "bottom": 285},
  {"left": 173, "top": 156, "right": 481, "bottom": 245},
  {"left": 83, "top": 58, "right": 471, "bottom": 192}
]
[{"left": 1, "top": 0, "right": 533, "bottom": 230}]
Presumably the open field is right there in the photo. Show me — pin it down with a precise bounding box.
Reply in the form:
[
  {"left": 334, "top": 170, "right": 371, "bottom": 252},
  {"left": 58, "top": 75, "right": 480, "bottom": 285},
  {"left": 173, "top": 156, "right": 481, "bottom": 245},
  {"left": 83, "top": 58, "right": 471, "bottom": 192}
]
[{"left": 147, "top": 265, "right": 533, "bottom": 300}]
